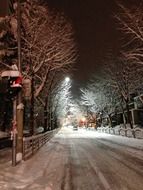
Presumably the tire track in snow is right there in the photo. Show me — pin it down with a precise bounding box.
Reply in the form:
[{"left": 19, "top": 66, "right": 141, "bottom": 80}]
[
  {"left": 60, "top": 142, "right": 74, "bottom": 190},
  {"left": 77, "top": 141, "right": 112, "bottom": 190}
]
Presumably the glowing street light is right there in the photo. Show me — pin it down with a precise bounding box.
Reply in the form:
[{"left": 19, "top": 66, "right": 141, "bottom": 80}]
[
  {"left": 65, "top": 77, "right": 70, "bottom": 83},
  {"left": 81, "top": 117, "right": 86, "bottom": 122}
]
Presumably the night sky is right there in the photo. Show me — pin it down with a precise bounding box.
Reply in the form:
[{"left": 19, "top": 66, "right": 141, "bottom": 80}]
[{"left": 45, "top": 0, "right": 140, "bottom": 93}]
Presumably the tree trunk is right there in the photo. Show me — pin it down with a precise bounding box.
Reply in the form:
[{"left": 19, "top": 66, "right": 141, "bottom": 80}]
[
  {"left": 125, "top": 100, "right": 133, "bottom": 129},
  {"left": 30, "top": 73, "right": 34, "bottom": 135},
  {"left": 44, "top": 95, "right": 48, "bottom": 132},
  {"left": 108, "top": 114, "right": 112, "bottom": 128}
]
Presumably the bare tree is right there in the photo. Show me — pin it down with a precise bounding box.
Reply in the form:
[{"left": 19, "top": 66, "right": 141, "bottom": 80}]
[
  {"left": 0, "top": 16, "right": 17, "bottom": 71},
  {"left": 115, "top": 2, "right": 143, "bottom": 65},
  {"left": 20, "top": 0, "right": 77, "bottom": 97},
  {"left": 80, "top": 75, "right": 120, "bottom": 128},
  {"left": 19, "top": 0, "right": 77, "bottom": 133},
  {"left": 103, "top": 55, "right": 143, "bottom": 129},
  {"left": 0, "top": 0, "right": 77, "bottom": 133}
]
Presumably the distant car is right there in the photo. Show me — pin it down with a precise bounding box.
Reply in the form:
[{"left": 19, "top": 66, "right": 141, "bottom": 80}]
[{"left": 73, "top": 125, "right": 78, "bottom": 130}]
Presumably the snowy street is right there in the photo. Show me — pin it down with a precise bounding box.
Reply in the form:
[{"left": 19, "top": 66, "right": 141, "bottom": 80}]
[{"left": 0, "top": 127, "right": 143, "bottom": 190}]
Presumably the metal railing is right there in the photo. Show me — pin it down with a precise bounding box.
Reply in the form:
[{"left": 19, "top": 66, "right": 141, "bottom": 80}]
[{"left": 23, "top": 128, "right": 59, "bottom": 160}]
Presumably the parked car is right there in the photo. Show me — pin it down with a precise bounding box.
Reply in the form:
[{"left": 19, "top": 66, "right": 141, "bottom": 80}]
[{"left": 73, "top": 125, "right": 78, "bottom": 131}]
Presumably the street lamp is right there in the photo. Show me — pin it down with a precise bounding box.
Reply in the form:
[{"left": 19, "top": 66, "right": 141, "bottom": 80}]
[{"left": 65, "top": 77, "right": 70, "bottom": 83}]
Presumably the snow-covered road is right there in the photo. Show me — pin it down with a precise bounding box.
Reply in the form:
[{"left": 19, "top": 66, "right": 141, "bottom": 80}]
[{"left": 0, "top": 127, "right": 143, "bottom": 190}]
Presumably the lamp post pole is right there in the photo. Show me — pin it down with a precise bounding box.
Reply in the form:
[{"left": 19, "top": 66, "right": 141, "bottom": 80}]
[
  {"left": 17, "top": 0, "right": 21, "bottom": 72},
  {"left": 16, "top": 0, "right": 24, "bottom": 162},
  {"left": 12, "top": 98, "right": 17, "bottom": 166}
]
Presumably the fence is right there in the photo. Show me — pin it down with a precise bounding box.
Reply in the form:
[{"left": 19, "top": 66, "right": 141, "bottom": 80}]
[
  {"left": 97, "top": 127, "right": 143, "bottom": 139},
  {"left": 23, "top": 128, "right": 59, "bottom": 160}
]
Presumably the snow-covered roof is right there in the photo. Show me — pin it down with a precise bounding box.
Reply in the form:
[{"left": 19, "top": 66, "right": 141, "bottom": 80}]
[{"left": 1, "top": 70, "right": 21, "bottom": 77}]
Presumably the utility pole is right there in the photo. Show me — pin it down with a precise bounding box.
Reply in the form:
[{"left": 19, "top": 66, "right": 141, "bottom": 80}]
[
  {"left": 16, "top": 0, "right": 24, "bottom": 162},
  {"left": 12, "top": 98, "right": 17, "bottom": 166}
]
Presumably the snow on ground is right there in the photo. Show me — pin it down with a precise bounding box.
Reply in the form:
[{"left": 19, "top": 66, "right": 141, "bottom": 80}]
[
  {"left": 66, "top": 127, "right": 143, "bottom": 149},
  {"left": 0, "top": 148, "right": 11, "bottom": 165},
  {"left": 96, "top": 132, "right": 143, "bottom": 149},
  {"left": 0, "top": 127, "right": 142, "bottom": 190},
  {"left": 67, "top": 127, "right": 143, "bottom": 159}
]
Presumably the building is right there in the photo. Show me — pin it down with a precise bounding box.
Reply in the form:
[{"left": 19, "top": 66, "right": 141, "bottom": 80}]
[{"left": 0, "top": 0, "right": 15, "bottom": 132}]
